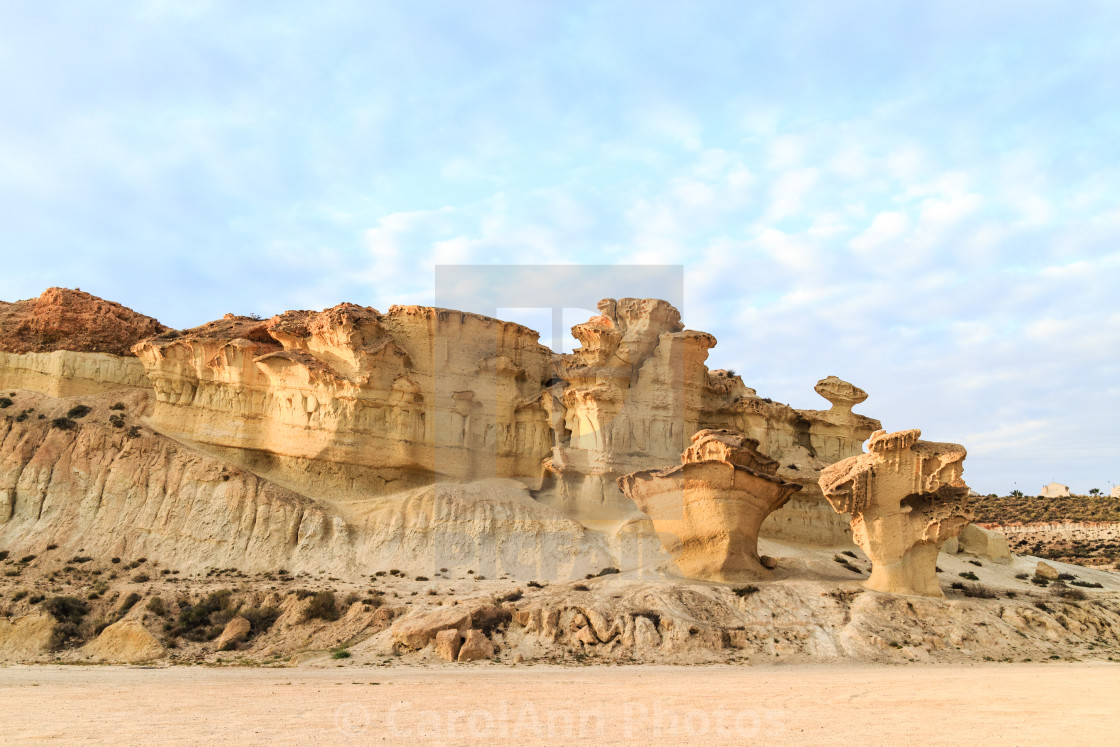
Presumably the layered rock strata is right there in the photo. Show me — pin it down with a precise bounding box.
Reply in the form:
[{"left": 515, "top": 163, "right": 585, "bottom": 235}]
[
  {"left": 617, "top": 429, "right": 801, "bottom": 581},
  {"left": 132, "top": 304, "right": 553, "bottom": 492},
  {"left": 819, "top": 429, "right": 974, "bottom": 597}
]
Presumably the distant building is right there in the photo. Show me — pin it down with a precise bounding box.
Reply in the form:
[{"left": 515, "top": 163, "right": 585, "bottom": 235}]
[
  {"left": 1111, "top": 485, "right": 1120, "bottom": 499},
  {"left": 1040, "top": 482, "right": 1070, "bottom": 498}
]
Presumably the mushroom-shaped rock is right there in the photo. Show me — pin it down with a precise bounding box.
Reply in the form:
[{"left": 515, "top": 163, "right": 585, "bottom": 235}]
[
  {"left": 818, "top": 429, "right": 974, "bottom": 597},
  {"left": 617, "top": 429, "right": 801, "bottom": 582},
  {"left": 814, "top": 376, "right": 868, "bottom": 417}
]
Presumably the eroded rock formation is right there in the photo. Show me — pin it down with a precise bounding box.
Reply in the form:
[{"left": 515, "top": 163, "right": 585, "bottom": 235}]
[
  {"left": 132, "top": 304, "right": 553, "bottom": 493},
  {"left": 819, "top": 429, "right": 974, "bottom": 597},
  {"left": 617, "top": 429, "right": 801, "bottom": 581}
]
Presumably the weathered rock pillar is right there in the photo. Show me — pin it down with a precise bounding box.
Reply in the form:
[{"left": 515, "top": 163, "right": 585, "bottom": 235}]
[
  {"left": 617, "top": 429, "right": 801, "bottom": 582},
  {"left": 819, "top": 429, "right": 974, "bottom": 597}
]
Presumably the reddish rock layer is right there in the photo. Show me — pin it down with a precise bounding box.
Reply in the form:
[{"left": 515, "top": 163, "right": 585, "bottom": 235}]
[{"left": 0, "top": 288, "right": 166, "bottom": 357}]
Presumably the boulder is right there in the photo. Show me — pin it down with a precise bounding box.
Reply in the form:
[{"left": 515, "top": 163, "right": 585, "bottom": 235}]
[
  {"left": 1035, "top": 561, "right": 1060, "bottom": 580},
  {"left": 83, "top": 620, "right": 164, "bottom": 663},
  {"left": 434, "top": 629, "right": 461, "bottom": 662},
  {"left": 216, "top": 616, "right": 252, "bottom": 650},
  {"left": 391, "top": 607, "right": 472, "bottom": 650},
  {"left": 959, "top": 524, "right": 1011, "bottom": 564},
  {"left": 456, "top": 629, "right": 494, "bottom": 662}
]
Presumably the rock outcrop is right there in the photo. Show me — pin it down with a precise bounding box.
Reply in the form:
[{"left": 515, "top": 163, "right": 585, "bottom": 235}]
[
  {"left": 958, "top": 524, "right": 1011, "bottom": 564},
  {"left": 83, "top": 620, "right": 165, "bottom": 663},
  {"left": 819, "top": 429, "right": 974, "bottom": 597},
  {"left": 0, "top": 287, "right": 166, "bottom": 356},
  {"left": 617, "top": 429, "right": 801, "bottom": 581}
]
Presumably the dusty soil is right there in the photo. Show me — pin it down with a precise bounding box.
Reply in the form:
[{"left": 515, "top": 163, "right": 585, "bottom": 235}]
[{"left": 0, "top": 662, "right": 1116, "bottom": 745}]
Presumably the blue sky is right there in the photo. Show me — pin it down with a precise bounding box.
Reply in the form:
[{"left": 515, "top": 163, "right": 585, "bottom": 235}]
[{"left": 1, "top": 1, "right": 1118, "bottom": 494}]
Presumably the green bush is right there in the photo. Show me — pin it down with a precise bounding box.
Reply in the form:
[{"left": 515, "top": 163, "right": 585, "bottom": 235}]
[
  {"left": 66, "top": 405, "right": 92, "bottom": 419},
  {"left": 119, "top": 592, "right": 142, "bottom": 615},
  {"left": 240, "top": 606, "right": 280, "bottom": 638},
  {"left": 43, "top": 596, "right": 91, "bottom": 651},
  {"left": 50, "top": 417, "right": 77, "bottom": 431},
  {"left": 302, "top": 591, "right": 339, "bottom": 622}
]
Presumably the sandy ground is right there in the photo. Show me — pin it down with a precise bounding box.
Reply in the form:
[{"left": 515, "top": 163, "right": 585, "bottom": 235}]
[{"left": 1, "top": 663, "right": 1117, "bottom": 745}]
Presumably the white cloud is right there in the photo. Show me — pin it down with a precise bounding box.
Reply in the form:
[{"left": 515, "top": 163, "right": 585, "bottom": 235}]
[{"left": 848, "top": 211, "right": 909, "bottom": 253}]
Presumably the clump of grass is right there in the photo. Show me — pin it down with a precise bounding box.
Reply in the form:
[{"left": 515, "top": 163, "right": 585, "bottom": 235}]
[
  {"left": 596, "top": 567, "right": 620, "bottom": 577},
  {"left": 0, "top": 397, "right": 12, "bottom": 409},
  {"left": 50, "top": 417, "right": 77, "bottom": 431},
  {"left": 414, "top": 576, "right": 429, "bottom": 582},
  {"left": 330, "top": 646, "right": 352, "bottom": 659},
  {"left": 70, "top": 556, "right": 93, "bottom": 564},
  {"left": 1070, "top": 580, "right": 1103, "bottom": 589},
  {"left": 132, "top": 573, "right": 150, "bottom": 583},
  {"left": 733, "top": 585, "right": 760, "bottom": 597},
  {"left": 1031, "top": 577, "right": 1050, "bottom": 587},
  {"left": 109, "top": 403, "right": 126, "bottom": 411},
  {"left": 146, "top": 597, "right": 167, "bottom": 616},
  {"left": 968, "top": 560, "right": 983, "bottom": 567},
  {"left": 526, "top": 580, "right": 544, "bottom": 588},
  {"left": 960, "top": 583, "right": 997, "bottom": 599},
  {"left": 1015, "top": 573, "right": 1029, "bottom": 580},
  {"left": 842, "top": 550, "right": 857, "bottom": 558},
  {"left": 1052, "top": 584, "right": 1087, "bottom": 601},
  {"left": 109, "top": 414, "right": 125, "bottom": 428},
  {"left": 958, "top": 571, "right": 980, "bottom": 581},
  {"left": 573, "top": 584, "right": 589, "bottom": 592}
]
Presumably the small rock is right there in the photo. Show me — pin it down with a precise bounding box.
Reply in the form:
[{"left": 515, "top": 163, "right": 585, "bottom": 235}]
[
  {"left": 434, "top": 629, "right": 461, "bottom": 662},
  {"left": 457, "top": 629, "right": 494, "bottom": 662},
  {"left": 760, "top": 555, "right": 778, "bottom": 570},
  {"left": 512, "top": 652, "right": 525, "bottom": 663},
  {"left": 1035, "top": 561, "right": 1060, "bottom": 580}
]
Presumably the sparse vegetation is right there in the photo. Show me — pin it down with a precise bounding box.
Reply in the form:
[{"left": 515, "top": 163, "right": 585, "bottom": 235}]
[
  {"left": 958, "top": 571, "right": 979, "bottom": 581},
  {"left": 573, "top": 584, "right": 589, "bottom": 591},
  {"left": 733, "top": 585, "right": 760, "bottom": 597},
  {"left": 43, "top": 596, "right": 91, "bottom": 651},
  {"left": 50, "top": 417, "right": 77, "bottom": 431},
  {"left": 0, "top": 397, "right": 12, "bottom": 409},
  {"left": 109, "top": 402, "right": 126, "bottom": 411},
  {"left": 302, "top": 591, "right": 339, "bottom": 622}
]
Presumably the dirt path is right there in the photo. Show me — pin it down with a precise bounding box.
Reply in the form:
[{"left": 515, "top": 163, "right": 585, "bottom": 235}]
[{"left": 1, "top": 662, "right": 1116, "bottom": 745}]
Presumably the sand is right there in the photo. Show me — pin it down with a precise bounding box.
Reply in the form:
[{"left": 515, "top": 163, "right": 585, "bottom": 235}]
[{"left": 1, "top": 662, "right": 1116, "bottom": 745}]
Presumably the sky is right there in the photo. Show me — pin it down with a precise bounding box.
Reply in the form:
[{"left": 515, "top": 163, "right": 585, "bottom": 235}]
[{"left": 1, "top": 1, "right": 1118, "bottom": 495}]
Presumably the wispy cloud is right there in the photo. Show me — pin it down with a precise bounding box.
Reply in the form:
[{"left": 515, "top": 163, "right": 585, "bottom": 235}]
[{"left": 1, "top": 1, "right": 1119, "bottom": 493}]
